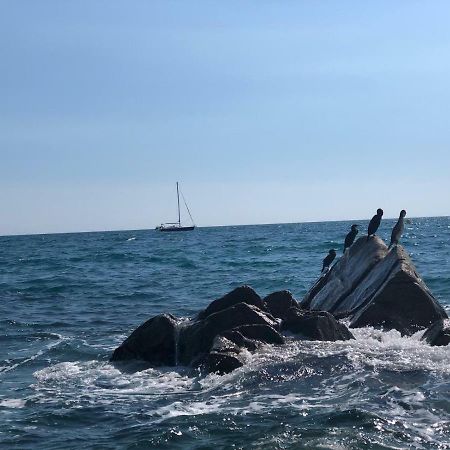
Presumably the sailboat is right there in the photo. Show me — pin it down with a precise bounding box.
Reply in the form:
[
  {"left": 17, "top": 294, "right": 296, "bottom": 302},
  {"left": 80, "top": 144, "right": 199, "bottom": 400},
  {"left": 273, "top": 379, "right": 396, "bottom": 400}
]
[{"left": 156, "top": 182, "right": 196, "bottom": 232}]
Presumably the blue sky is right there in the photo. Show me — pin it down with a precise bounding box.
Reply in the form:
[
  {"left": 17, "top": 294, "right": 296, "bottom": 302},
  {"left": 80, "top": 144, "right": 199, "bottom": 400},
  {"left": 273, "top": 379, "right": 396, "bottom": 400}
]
[{"left": 1, "top": 1, "right": 449, "bottom": 235}]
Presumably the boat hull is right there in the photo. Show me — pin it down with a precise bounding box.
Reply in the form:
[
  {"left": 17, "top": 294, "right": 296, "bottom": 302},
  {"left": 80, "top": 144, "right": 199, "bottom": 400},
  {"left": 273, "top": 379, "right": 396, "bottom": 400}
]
[{"left": 157, "top": 226, "right": 195, "bottom": 232}]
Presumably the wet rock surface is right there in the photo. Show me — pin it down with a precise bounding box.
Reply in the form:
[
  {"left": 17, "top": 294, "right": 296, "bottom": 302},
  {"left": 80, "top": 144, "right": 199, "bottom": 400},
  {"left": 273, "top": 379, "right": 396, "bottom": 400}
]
[
  {"left": 421, "top": 319, "right": 450, "bottom": 346},
  {"left": 177, "top": 302, "right": 278, "bottom": 366},
  {"left": 301, "top": 237, "right": 447, "bottom": 335},
  {"left": 110, "top": 313, "right": 178, "bottom": 366},
  {"left": 112, "top": 286, "right": 354, "bottom": 374},
  {"left": 264, "top": 290, "right": 299, "bottom": 320},
  {"left": 281, "top": 307, "right": 354, "bottom": 341},
  {"left": 198, "top": 285, "right": 264, "bottom": 320}
]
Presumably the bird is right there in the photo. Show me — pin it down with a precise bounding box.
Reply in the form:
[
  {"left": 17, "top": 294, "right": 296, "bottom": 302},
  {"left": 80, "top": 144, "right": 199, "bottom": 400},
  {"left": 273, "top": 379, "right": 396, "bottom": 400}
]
[
  {"left": 343, "top": 224, "right": 359, "bottom": 253},
  {"left": 390, "top": 210, "right": 407, "bottom": 248},
  {"left": 322, "top": 249, "right": 337, "bottom": 272},
  {"left": 367, "top": 208, "right": 383, "bottom": 240}
]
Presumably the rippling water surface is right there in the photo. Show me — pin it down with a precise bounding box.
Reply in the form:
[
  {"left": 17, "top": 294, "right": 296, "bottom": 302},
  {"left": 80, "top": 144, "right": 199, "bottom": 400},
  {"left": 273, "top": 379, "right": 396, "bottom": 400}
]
[{"left": 1, "top": 217, "right": 450, "bottom": 449}]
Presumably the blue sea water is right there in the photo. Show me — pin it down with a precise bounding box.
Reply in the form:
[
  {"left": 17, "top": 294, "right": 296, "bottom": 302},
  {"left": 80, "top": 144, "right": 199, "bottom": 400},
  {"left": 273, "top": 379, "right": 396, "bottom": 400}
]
[{"left": 1, "top": 217, "right": 450, "bottom": 449}]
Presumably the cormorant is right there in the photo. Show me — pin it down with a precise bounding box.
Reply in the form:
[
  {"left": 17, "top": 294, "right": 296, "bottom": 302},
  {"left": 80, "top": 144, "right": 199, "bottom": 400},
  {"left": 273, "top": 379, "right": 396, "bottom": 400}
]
[
  {"left": 322, "top": 249, "right": 337, "bottom": 272},
  {"left": 389, "top": 210, "right": 407, "bottom": 248},
  {"left": 343, "top": 224, "right": 359, "bottom": 253},
  {"left": 367, "top": 208, "right": 383, "bottom": 240}
]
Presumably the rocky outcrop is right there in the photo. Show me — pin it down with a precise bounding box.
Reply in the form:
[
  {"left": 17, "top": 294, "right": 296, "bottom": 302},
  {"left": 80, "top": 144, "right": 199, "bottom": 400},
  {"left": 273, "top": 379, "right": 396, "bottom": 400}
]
[
  {"left": 264, "top": 290, "right": 299, "bottom": 320},
  {"left": 111, "top": 241, "right": 448, "bottom": 375},
  {"left": 301, "top": 237, "right": 447, "bottom": 335},
  {"left": 302, "top": 237, "right": 388, "bottom": 311},
  {"left": 421, "top": 319, "right": 450, "bottom": 346},
  {"left": 110, "top": 313, "right": 178, "bottom": 365},
  {"left": 177, "top": 302, "right": 278, "bottom": 366},
  {"left": 111, "top": 285, "right": 346, "bottom": 375},
  {"left": 281, "top": 308, "right": 354, "bottom": 341}
]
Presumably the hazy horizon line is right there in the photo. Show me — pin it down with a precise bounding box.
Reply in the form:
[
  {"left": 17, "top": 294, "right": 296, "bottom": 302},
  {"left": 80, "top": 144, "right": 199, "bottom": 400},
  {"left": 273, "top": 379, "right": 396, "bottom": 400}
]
[{"left": 1, "top": 215, "right": 448, "bottom": 238}]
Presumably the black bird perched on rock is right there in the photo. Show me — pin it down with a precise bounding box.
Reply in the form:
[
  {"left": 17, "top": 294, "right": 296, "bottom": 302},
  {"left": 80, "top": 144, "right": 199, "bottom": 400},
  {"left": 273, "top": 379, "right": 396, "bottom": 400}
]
[
  {"left": 367, "top": 208, "right": 383, "bottom": 240},
  {"left": 389, "top": 209, "right": 407, "bottom": 248},
  {"left": 343, "top": 224, "right": 359, "bottom": 253},
  {"left": 322, "top": 249, "right": 337, "bottom": 272}
]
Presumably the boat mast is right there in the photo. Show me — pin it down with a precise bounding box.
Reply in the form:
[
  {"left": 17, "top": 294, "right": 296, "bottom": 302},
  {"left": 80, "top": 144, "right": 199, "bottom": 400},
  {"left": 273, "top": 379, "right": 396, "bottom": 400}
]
[{"left": 176, "top": 182, "right": 181, "bottom": 225}]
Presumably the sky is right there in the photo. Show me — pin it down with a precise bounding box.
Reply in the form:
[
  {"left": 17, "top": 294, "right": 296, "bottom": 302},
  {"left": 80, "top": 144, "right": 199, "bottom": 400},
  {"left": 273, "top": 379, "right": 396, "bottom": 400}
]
[{"left": 1, "top": 1, "right": 450, "bottom": 235}]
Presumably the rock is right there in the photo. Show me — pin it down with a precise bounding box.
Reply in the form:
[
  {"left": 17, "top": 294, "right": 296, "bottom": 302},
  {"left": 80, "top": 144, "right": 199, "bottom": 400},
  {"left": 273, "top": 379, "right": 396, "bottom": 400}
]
[
  {"left": 281, "top": 307, "right": 354, "bottom": 341},
  {"left": 232, "top": 324, "right": 285, "bottom": 345},
  {"left": 301, "top": 237, "right": 447, "bottom": 335},
  {"left": 205, "top": 351, "right": 245, "bottom": 375},
  {"left": 333, "top": 244, "right": 401, "bottom": 317},
  {"left": 349, "top": 247, "right": 448, "bottom": 335},
  {"left": 421, "top": 319, "right": 450, "bottom": 346},
  {"left": 199, "top": 285, "right": 264, "bottom": 320},
  {"left": 210, "top": 335, "right": 242, "bottom": 354},
  {"left": 198, "top": 335, "right": 247, "bottom": 374},
  {"left": 110, "top": 313, "right": 178, "bottom": 366},
  {"left": 220, "top": 330, "right": 259, "bottom": 352},
  {"left": 178, "top": 302, "right": 278, "bottom": 365},
  {"left": 264, "top": 290, "right": 299, "bottom": 320},
  {"left": 302, "top": 236, "right": 388, "bottom": 311}
]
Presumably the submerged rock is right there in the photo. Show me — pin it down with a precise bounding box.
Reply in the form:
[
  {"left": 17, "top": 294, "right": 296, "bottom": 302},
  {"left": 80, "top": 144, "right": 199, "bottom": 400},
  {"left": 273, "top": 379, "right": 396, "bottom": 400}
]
[
  {"left": 264, "top": 290, "right": 299, "bottom": 320},
  {"left": 281, "top": 307, "right": 354, "bottom": 341},
  {"left": 301, "top": 237, "right": 447, "bottom": 335},
  {"left": 421, "top": 319, "right": 450, "bottom": 346},
  {"left": 110, "top": 313, "right": 178, "bottom": 366}
]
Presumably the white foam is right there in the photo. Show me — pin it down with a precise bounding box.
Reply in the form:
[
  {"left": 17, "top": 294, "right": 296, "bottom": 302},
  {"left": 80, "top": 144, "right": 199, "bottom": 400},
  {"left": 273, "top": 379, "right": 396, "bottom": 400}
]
[
  {"left": 0, "top": 398, "right": 26, "bottom": 408},
  {"left": 33, "top": 360, "right": 195, "bottom": 404},
  {"left": 28, "top": 327, "right": 450, "bottom": 430},
  {"left": 0, "top": 334, "right": 65, "bottom": 376}
]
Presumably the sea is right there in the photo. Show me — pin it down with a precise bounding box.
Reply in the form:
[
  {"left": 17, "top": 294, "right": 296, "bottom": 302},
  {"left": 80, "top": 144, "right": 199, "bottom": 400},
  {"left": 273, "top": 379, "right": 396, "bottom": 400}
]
[{"left": 1, "top": 217, "right": 450, "bottom": 449}]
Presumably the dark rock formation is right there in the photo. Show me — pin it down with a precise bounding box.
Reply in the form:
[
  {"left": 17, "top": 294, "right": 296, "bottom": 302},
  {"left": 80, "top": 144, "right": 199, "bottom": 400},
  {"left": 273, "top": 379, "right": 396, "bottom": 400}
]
[
  {"left": 349, "top": 246, "right": 447, "bottom": 335},
  {"left": 205, "top": 351, "right": 245, "bottom": 375},
  {"left": 177, "top": 302, "right": 278, "bottom": 365},
  {"left": 301, "top": 237, "right": 447, "bottom": 335},
  {"left": 111, "top": 250, "right": 448, "bottom": 376},
  {"left": 211, "top": 335, "right": 242, "bottom": 354},
  {"left": 281, "top": 307, "right": 354, "bottom": 341},
  {"left": 232, "top": 324, "right": 285, "bottom": 345},
  {"left": 110, "top": 313, "right": 178, "bottom": 365},
  {"left": 421, "top": 319, "right": 450, "bottom": 346},
  {"left": 264, "top": 290, "right": 299, "bottom": 320},
  {"left": 220, "top": 329, "right": 259, "bottom": 352},
  {"left": 198, "top": 285, "right": 264, "bottom": 319}
]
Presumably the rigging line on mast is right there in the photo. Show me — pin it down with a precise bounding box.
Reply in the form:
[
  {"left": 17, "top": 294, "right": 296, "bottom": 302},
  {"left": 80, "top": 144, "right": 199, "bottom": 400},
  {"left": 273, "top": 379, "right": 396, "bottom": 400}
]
[{"left": 180, "top": 190, "right": 195, "bottom": 226}]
